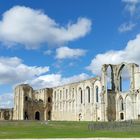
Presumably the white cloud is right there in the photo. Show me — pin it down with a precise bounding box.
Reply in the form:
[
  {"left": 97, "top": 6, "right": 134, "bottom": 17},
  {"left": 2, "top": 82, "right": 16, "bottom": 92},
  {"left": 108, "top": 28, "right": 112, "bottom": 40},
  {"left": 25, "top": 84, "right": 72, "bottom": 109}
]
[
  {"left": 44, "top": 50, "right": 53, "bottom": 55},
  {"left": 0, "top": 73, "right": 89, "bottom": 107},
  {"left": 0, "top": 57, "right": 49, "bottom": 84},
  {"left": 118, "top": 22, "right": 136, "bottom": 32},
  {"left": 0, "top": 6, "right": 92, "bottom": 49},
  {"left": 26, "top": 73, "right": 90, "bottom": 89},
  {"left": 0, "top": 93, "right": 14, "bottom": 108},
  {"left": 56, "top": 46, "right": 86, "bottom": 59},
  {"left": 87, "top": 34, "right": 140, "bottom": 75},
  {"left": 122, "top": 0, "right": 140, "bottom": 15}
]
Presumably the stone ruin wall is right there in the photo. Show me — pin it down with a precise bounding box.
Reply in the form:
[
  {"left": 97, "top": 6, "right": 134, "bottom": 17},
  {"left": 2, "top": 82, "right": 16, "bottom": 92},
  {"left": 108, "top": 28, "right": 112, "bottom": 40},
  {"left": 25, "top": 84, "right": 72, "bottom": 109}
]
[{"left": 1, "top": 62, "right": 140, "bottom": 122}]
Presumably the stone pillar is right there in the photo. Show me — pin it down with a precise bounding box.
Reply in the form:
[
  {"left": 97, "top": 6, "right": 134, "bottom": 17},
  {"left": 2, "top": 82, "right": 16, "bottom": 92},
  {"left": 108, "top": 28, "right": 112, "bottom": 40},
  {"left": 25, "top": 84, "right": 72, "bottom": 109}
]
[{"left": 101, "top": 65, "right": 108, "bottom": 121}]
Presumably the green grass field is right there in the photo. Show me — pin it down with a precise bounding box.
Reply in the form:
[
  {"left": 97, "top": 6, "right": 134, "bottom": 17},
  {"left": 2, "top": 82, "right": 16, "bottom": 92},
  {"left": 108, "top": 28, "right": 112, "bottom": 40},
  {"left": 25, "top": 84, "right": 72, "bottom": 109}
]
[{"left": 0, "top": 120, "right": 140, "bottom": 138}]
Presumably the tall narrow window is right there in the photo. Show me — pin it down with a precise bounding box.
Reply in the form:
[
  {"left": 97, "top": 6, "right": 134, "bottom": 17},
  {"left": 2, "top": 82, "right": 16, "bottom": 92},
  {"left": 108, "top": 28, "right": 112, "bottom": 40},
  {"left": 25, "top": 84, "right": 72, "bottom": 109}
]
[
  {"left": 60, "top": 90, "right": 62, "bottom": 100},
  {"left": 81, "top": 90, "right": 83, "bottom": 104},
  {"left": 107, "top": 66, "right": 112, "bottom": 90},
  {"left": 54, "top": 91, "right": 56, "bottom": 101},
  {"left": 119, "top": 65, "right": 130, "bottom": 92},
  {"left": 72, "top": 88, "right": 74, "bottom": 98},
  {"left": 86, "top": 87, "right": 90, "bottom": 103},
  {"left": 25, "top": 96, "right": 28, "bottom": 101},
  {"left": 79, "top": 88, "right": 83, "bottom": 104},
  {"left": 120, "top": 98, "right": 124, "bottom": 111},
  {"left": 121, "top": 101, "right": 124, "bottom": 111},
  {"left": 66, "top": 89, "right": 68, "bottom": 99},
  {"left": 96, "top": 86, "right": 99, "bottom": 102},
  {"left": 48, "top": 97, "right": 51, "bottom": 103}
]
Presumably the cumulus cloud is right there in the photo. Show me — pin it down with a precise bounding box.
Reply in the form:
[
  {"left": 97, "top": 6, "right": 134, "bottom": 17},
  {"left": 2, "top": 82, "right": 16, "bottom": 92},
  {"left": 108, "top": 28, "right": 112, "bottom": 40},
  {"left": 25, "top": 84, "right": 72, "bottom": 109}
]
[
  {"left": 56, "top": 46, "right": 86, "bottom": 59},
  {"left": 122, "top": 0, "right": 140, "bottom": 15},
  {"left": 0, "top": 93, "right": 14, "bottom": 108},
  {"left": 0, "top": 73, "right": 89, "bottom": 107},
  {"left": 118, "top": 22, "right": 136, "bottom": 32},
  {"left": 0, "top": 57, "right": 49, "bottom": 84},
  {"left": 87, "top": 34, "right": 140, "bottom": 75},
  {"left": 26, "top": 73, "right": 90, "bottom": 89},
  {"left": 0, "top": 6, "right": 92, "bottom": 49}
]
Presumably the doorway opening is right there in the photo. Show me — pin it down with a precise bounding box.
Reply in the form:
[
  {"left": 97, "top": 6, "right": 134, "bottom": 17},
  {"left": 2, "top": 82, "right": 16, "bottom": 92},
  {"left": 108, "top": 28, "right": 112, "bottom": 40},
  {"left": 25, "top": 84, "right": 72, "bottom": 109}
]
[
  {"left": 35, "top": 111, "right": 40, "bottom": 120},
  {"left": 120, "top": 112, "right": 124, "bottom": 120},
  {"left": 48, "top": 111, "right": 51, "bottom": 120}
]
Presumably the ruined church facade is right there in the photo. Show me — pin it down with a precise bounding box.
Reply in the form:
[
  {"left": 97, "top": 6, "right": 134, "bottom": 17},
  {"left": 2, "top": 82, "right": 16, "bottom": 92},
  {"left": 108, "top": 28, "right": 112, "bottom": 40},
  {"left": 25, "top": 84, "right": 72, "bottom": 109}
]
[{"left": 1, "top": 62, "right": 140, "bottom": 121}]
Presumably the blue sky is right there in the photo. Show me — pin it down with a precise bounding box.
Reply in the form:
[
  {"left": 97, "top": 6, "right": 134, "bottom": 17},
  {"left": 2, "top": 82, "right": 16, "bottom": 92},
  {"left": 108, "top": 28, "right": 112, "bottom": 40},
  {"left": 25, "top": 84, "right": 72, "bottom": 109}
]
[{"left": 0, "top": 0, "right": 140, "bottom": 107}]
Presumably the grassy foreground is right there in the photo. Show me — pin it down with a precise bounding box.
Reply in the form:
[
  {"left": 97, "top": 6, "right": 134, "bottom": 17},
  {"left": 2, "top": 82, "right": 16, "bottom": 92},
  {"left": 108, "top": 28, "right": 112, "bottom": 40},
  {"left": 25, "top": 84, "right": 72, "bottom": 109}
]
[{"left": 0, "top": 121, "right": 140, "bottom": 138}]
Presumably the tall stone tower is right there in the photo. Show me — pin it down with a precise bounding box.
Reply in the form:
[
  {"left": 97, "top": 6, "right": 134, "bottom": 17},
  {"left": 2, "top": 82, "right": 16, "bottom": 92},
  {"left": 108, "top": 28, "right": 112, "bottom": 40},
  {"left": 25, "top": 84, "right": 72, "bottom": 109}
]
[{"left": 13, "top": 84, "right": 33, "bottom": 120}]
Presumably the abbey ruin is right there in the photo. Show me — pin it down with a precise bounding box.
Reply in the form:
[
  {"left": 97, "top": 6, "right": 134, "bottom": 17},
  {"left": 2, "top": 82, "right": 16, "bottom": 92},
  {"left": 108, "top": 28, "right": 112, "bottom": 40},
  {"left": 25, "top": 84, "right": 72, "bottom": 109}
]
[{"left": 1, "top": 62, "right": 140, "bottom": 121}]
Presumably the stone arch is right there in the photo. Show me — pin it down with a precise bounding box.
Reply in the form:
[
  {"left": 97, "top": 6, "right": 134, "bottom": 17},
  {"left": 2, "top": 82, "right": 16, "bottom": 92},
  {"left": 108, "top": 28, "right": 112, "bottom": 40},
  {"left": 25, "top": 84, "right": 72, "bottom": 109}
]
[
  {"left": 125, "top": 95, "right": 133, "bottom": 120},
  {"left": 35, "top": 111, "right": 40, "bottom": 120},
  {"left": 117, "top": 63, "right": 131, "bottom": 92}
]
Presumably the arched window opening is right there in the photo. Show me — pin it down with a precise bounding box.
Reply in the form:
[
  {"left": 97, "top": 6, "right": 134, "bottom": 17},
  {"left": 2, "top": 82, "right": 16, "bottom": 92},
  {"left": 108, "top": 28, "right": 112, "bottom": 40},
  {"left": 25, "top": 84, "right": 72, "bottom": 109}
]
[
  {"left": 120, "top": 98, "right": 124, "bottom": 111},
  {"left": 107, "top": 66, "right": 112, "bottom": 90},
  {"left": 69, "top": 92, "right": 71, "bottom": 99},
  {"left": 118, "top": 97, "right": 124, "bottom": 111},
  {"left": 81, "top": 90, "right": 83, "bottom": 104},
  {"left": 72, "top": 88, "right": 74, "bottom": 98},
  {"left": 54, "top": 91, "right": 56, "bottom": 100},
  {"left": 48, "top": 97, "right": 51, "bottom": 103},
  {"left": 86, "top": 87, "right": 90, "bottom": 103},
  {"left": 24, "top": 111, "right": 28, "bottom": 120},
  {"left": 66, "top": 89, "right": 68, "bottom": 99},
  {"left": 120, "top": 113, "right": 124, "bottom": 120},
  {"left": 25, "top": 96, "right": 28, "bottom": 101},
  {"left": 119, "top": 65, "right": 130, "bottom": 92},
  {"left": 60, "top": 90, "right": 62, "bottom": 100},
  {"left": 63, "top": 88, "right": 65, "bottom": 99},
  {"left": 79, "top": 88, "right": 83, "bottom": 104},
  {"left": 96, "top": 86, "right": 99, "bottom": 102},
  {"left": 35, "top": 111, "right": 40, "bottom": 120}
]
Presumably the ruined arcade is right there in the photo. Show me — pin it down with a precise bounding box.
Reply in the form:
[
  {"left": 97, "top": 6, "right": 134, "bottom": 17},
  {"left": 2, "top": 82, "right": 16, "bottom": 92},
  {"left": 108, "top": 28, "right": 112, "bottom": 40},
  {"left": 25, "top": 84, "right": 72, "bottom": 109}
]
[{"left": 1, "top": 62, "right": 140, "bottom": 122}]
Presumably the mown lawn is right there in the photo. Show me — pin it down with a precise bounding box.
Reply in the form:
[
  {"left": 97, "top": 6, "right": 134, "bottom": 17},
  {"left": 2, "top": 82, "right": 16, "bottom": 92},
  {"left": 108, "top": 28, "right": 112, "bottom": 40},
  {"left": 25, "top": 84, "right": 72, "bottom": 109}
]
[{"left": 0, "top": 121, "right": 140, "bottom": 138}]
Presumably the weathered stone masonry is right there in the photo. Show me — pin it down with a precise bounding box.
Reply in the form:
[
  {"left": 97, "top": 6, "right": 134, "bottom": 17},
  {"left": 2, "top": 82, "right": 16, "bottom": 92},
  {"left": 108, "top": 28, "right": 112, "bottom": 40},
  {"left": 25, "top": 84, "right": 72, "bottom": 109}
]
[{"left": 1, "top": 62, "right": 140, "bottom": 122}]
